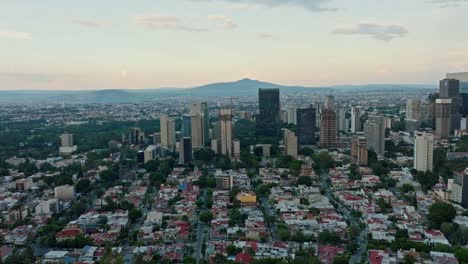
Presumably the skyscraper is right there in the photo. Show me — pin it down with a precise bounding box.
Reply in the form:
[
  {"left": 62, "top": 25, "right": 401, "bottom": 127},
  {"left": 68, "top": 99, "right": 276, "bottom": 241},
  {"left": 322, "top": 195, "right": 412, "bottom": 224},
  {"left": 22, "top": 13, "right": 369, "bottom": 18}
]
[
  {"left": 181, "top": 115, "right": 192, "bottom": 138},
  {"left": 160, "top": 115, "right": 176, "bottom": 149},
  {"left": 219, "top": 109, "right": 233, "bottom": 158},
  {"left": 130, "top": 127, "right": 145, "bottom": 146},
  {"left": 179, "top": 137, "right": 192, "bottom": 164},
  {"left": 436, "top": 98, "right": 452, "bottom": 139},
  {"left": 351, "top": 107, "right": 361, "bottom": 133},
  {"left": 320, "top": 108, "right": 338, "bottom": 148},
  {"left": 364, "top": 115, "right": 385, "bottom": 156},
  {"left": 191, "top": 102, "right": 210, "bottom": 146},
  {"left": 406, "top": 99, "right": 422, "bottom": 121},
  {"left": 351, "top": 137, "right": 368, "bottom": 166},
  {"left": 413, "top": 132, "right": 433, "bottom": 172},
  {"left": 297, "top": 108, "right": 316, "bottom": 146},
  {"left": 287, "top": 106, "right": 297, "bottom": 125},
  {"left": 338, "top": 107, "right": 348, "bottom": 132},
  {"left": 283, "top": 129, "right": 298, "bottom": 158},
  {"left": 257, "top": 88, "right": 280, "bottom": 137},
  {"left": 191, "top": 114, "right": 204, "bottom": 150}
]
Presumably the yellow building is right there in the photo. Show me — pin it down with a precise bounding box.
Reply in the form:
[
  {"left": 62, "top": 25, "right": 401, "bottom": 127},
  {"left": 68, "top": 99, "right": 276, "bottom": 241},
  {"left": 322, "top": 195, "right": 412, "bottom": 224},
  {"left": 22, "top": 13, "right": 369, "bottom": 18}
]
[{"left": 236, "top": 192, "right": 257, "bottom": 204}]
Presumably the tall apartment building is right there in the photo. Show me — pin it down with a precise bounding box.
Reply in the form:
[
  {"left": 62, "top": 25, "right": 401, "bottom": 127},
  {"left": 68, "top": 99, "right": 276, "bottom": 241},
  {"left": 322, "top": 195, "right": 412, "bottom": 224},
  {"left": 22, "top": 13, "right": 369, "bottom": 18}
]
[
  {"left": 319, "top": 108, "right": 338, "bottom": 148},
  {"left": 413, "top": 132, "right": 434, "bottom": 172},
  {"left": 351, "top": 107, "right": 362, "bottom": 133},
  {"left": 219, "top": 109, "right": 233, "bottom": 158},
  {"left": 453, "top": 169, "right": 468, "bottom": 208},
  {"left": 144, "top": 145, "right": 157, "bottom": 163},
  {"left": 338, "top": 108, "right": 348, "bottom": 132},
  {"left": 364, "top": 115, "right": 385, "bottom": 156},
  {"left": 191, "top": 114, "right": 204, "bottom": 150},
  {"left": 406, "top": 99, "right": 422, "bottom": 121},
  {"left": 283, "top": 129, "right": 298, "bottom": 158},
  {"left": 257, "top": 88, "right": 281, "bottom": 137},
  {"left": 59, "top": 133, "right": 77, "bottom": 155},
  {"left": 297, "top": 108, "right": 316, "bottom": 145},
  {"left": 287, "top": 106, "right": 297, "bottom": 125},
  {"left": 351, "top": 137, "right": 368, "bottom": 166},
  {"left": 191, "top": 102, "right": 210, "bottom": 146},
  {"left": 160, "top": 115, "right": 176, "bottom": 149}
]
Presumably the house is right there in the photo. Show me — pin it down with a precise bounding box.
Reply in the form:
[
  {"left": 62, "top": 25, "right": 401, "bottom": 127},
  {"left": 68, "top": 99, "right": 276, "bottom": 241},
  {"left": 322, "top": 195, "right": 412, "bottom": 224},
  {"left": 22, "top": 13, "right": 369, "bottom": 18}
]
[
  {"left": 318, "top": 245, "right": 345, "bottom": 264},
  {"left": 369, "top": 250, "right": 396, "bottom": 264},
  {"left": 235, "top": 252, "right": 252, "bottom": 264},
  {"left": 0, "top": 246, "right": 13, "bottom": 261}
]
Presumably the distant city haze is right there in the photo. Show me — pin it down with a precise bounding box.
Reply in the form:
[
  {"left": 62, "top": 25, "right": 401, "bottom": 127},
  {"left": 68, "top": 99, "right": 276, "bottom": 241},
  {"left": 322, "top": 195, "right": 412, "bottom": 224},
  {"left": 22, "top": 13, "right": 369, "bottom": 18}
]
[{"left": 1, "top": 0, "right": 468, "bottom": 90}]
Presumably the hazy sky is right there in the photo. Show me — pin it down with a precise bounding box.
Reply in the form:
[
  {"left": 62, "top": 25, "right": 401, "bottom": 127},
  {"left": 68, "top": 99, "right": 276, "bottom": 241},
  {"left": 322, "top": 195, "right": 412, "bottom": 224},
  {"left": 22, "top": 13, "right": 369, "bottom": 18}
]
[{"left": 1, "top": 0, "right": 468, "bottom": 90}]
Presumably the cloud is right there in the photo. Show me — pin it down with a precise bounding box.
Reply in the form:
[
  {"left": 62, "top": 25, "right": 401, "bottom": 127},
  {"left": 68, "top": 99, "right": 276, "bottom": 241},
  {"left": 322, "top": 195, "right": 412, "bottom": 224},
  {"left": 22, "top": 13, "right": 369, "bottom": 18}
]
[
  {"left": 427, "top": 0, "right": 468, "bottom": 8},
  {"left": 188, "top": 0, "right": 337, "bottom": 12},
  {"left": 208, "top": 15, "right": 238, "bottom": 29},
  {"left": 0, "top": 30, "right": 31, "bottom": 40},
  {"left": 333, "top": 23, "right": 408, "bottom": 41},
  {"left": 135, "top": 13, "right": 237, "bottom": 32},
  {"left": 70, "top": 19, "right": 102, "bottom": 28},
  {"left": 257, "top": 33, "right": 274, "bottom": 39},
  {"left": 136, "top": 14, "right": 207, "bottom": 32}
]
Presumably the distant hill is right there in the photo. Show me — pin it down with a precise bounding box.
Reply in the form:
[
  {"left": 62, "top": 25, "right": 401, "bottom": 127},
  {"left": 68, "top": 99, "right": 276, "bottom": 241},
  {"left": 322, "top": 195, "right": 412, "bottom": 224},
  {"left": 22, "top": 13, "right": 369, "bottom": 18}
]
[
  {"left": 0, "top": 79, "right": 435, "bottom": 104},
  {"left": 189, "top": 78, "right": 315, "bottom": 96}
]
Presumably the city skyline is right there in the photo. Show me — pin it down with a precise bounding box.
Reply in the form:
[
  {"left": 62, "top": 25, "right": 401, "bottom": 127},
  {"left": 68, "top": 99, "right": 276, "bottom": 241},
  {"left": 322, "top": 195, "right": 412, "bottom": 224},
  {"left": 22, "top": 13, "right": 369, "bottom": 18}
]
[{"left": 1, "top": 0, "right": 468, "bottom": 90}]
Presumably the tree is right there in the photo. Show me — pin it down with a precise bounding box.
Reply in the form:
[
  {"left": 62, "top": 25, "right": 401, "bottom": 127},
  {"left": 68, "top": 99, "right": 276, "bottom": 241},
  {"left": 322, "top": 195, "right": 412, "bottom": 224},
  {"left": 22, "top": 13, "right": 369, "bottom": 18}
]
[
  {"left": 333, "top": 255, "right": 349, "bottom": 264},
  {"left": 199, "top": 211, "right": 213, "bottom": 223},
  {"left": 76, "top": 179, "right": 91, "bottom": 193},
  {"left": 128, "top": 208, "right": 142, "bottom": 223},
  {"left": 312, "top": 151, "right": 334, "bottom": 172},
  {"left": 428, "top": 202, "right": 456, "bottom": 229},
  {"left": 318, "top": 230, "right": 341, "bottom": 245},
  {"left": 144, "top": 159, "right": 160, "bottom": 172},
  {"left": 194, "top": 149, "right": 216, "bottom": 163},
  {"left": 39, "top": 162, "right": 55, "bottom": 173},
  {"left": 403, "top": 254, "right": 416, "bottom": 264},
  {"left": 455, "top": 248, "right": 468, "bottom": 264},
  {"left": 400, "top": 184, "right": 415, "bottom": 194},
  {"left": 297, "top": 176, "right": 312, "bottom": 187}
]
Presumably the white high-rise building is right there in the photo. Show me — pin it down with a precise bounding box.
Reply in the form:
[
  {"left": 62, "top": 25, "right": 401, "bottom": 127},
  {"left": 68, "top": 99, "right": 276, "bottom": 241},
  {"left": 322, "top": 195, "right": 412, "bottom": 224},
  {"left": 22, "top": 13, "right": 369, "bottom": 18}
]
[
  {"left": 413, "top": 132, "right": 434, "bottom": 172},
  {"left": 219, "top": 109, "right": 233, "bottom": 158},
  {"left": 144, "top": 145, "right": 157, "bottom": 163},
  {"left": 364, "top": 115, "right": 385, "bottom": 156},
  {"left": 160, "top": 115, "right": 176, "bottom": 149},
  {"left": 287, "top": 106, "right": 297, "bottom": 125},
  {"left": 351, "top": 107, "right": 361, "bottom": 133},
  {"left": 406, "top": 99, "right": 422, "bottom": 121}
]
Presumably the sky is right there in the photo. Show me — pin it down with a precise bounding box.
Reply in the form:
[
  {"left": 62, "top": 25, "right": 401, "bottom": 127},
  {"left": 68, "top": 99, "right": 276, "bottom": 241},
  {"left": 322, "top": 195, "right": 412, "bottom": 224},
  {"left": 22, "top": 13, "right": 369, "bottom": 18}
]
[{"left": 1, "top": 0, "right": 468, "bottom": 90}]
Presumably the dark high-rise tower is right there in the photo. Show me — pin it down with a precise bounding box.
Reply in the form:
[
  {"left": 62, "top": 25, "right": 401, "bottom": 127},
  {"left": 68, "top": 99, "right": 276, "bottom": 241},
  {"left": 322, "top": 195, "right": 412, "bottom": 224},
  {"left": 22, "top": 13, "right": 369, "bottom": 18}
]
[
  {"left": 297, "top": 108, "right": 316, "bottom": 145},
  {"left": 440, "top": 79, "right": 461, "bottom": 130},
  {"left": 257, "top": 88, "right": 280, "bottom": 137},
  {"left": 179, "top": 137, "right": 192, "bottom": 164}
]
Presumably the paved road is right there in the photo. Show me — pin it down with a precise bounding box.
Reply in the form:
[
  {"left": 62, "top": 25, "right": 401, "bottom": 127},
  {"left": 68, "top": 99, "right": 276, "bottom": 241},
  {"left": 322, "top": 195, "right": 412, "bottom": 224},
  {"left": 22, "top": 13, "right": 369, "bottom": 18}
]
[{"left": 319, "top": 172, "right": 368, "bottom": 264}]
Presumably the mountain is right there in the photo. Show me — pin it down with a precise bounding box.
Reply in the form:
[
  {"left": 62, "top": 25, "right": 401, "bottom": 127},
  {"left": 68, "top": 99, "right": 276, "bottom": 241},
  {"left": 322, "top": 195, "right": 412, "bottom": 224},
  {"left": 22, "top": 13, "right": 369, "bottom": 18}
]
[{"left": 0, "top": 79, "right": 435, "bottom": 104}]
